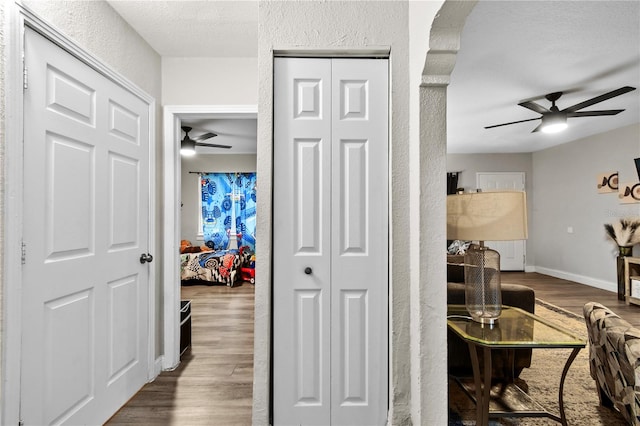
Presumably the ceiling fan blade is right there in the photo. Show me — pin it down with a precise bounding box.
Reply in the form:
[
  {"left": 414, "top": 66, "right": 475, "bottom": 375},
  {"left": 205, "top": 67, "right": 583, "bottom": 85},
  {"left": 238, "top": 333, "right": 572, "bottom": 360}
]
[
  {"left": 518, "top": 100, "right": 550, "bottom": 115},
  {"left": 566, "top": 109, "right": 624, "bottom": 117},
  {"left": 195, "top": 142, "right": 232, "bottom": 149},
  {"left": 564, "top": 86, "right": 636, "bottom": 113},
  {"left": 531, "top": 122, "right": 544, "bottom": 133},
  {"left": 484, "top": 117, "right": 540, "bottom": 129},
  {"left": 193, "top": 132, "right": 218, "bottom": 142}
]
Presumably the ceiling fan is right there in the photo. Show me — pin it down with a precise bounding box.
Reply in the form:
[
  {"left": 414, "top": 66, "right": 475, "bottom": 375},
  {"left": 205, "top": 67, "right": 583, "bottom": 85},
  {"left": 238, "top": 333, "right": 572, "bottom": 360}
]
[
  {"left": 485, "top": 86, "right": 637, "bottom": 133},
  {"left": 180, "top": 126, "right": 231, "bottom": 155}
]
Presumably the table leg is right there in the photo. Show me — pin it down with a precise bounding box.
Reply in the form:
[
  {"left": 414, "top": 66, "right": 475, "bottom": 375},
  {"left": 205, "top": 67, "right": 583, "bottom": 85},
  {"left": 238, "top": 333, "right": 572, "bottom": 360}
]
[
  {"left": 467, "top": 342, "right": 492, "bottom": 426},
  {"left": 558, "top": 347, "right": 581, "bottom": 426}
]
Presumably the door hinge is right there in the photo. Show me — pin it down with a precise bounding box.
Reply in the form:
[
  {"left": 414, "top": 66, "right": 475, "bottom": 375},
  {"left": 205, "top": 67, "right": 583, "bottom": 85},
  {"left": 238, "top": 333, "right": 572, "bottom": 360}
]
[
  {"left": 22, "top": 52, "right": 28, "bottom": 90},
  {"left": 21, "top": 241, "right": 26, "bottom": 265}
]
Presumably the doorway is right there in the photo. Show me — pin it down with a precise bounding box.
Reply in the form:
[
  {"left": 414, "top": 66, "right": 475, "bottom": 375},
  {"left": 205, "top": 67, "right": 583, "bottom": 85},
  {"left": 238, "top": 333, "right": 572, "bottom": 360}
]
[
  {"left": 8, "top": 23, "right": 156, "bottom": 426},
  {"left": 476, "top": 172, "right": 527, "bottom": 271},
  {"left": 162, "top": 106, "right": 258, "bottom": 369}
]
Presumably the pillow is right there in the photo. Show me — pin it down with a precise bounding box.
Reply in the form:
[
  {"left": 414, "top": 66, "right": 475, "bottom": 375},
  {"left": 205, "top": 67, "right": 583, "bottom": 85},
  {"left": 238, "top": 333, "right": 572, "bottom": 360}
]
[
  {"left": 180, "top": 239, "right": 192, "bottom": 251},
  {"left": 181, "top": 246, "right": 201, "bottom": 254},
  {"left": 448, "top": 240, "right": 471, "bottom": 255}
]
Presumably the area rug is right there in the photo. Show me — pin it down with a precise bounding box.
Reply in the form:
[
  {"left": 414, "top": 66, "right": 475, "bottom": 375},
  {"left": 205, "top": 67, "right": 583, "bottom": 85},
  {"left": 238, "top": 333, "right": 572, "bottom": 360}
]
[{"left": 448, "top": 299, "right": 628, "bottom": 425}]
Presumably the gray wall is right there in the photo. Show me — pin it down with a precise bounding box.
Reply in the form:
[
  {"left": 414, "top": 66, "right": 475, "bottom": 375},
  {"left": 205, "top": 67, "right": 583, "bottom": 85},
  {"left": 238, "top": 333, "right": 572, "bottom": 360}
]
[
  {"left": 448, "top": 123, "right": 640, "bottom": 292},
  {"left": 447, "top": 153, "right": 535, "bottom": 266},
  {"left": 0, "top": 2, "right": 6, "bottom": 390},
  {"left": 180, "top": 154, "right": 257, "bottom": 244},
  {"left": 532, "top": 123, "right": 640, "bottom": 291},
  {"left": 162, "top": 57, "right": 258, "bottom": 105}
]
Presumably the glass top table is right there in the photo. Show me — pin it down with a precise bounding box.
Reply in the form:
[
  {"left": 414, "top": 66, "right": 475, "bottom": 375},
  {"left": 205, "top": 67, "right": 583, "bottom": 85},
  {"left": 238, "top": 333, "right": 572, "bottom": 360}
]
[
  {"left": 447, "top": 305, "right": 586, "bottom": 348},
  {"left": 447, "top": 305, "right": 586, "bottom": 426}
]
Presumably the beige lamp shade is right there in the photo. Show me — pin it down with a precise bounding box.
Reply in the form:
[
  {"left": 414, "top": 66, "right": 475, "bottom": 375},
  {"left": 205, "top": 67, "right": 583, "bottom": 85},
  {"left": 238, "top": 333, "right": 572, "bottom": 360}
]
[{"left": 447, "top": 191, "right": 528, "bottom": 241}]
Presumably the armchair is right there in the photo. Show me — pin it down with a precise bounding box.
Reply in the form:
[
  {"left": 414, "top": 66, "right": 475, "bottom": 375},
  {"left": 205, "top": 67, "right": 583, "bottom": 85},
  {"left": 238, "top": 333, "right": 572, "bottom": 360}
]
[{"left": 583, "top": 302, "right": 640, "bottom": 425}]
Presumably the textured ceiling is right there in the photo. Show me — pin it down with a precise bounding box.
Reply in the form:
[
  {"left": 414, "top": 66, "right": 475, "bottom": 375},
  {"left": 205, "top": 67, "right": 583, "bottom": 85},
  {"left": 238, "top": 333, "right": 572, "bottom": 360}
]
[
  {"left": 107, "top": 0, "right": 258, "bottom": 57},
  {"left": 107, "top": 0, "right": 640, "bottom": 154},
  {"left": 448, "top": 0, "right": 640, "bottom": 153}
]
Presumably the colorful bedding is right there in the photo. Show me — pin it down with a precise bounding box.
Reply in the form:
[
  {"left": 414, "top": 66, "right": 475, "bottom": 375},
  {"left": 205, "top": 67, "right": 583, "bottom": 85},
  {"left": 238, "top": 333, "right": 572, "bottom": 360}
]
[{"left": 180, "top": 249, "right": 251, "bottom": 287}]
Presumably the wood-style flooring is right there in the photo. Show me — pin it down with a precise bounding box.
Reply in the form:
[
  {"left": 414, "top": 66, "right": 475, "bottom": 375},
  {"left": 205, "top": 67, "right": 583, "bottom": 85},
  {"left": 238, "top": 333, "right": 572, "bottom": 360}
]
[
  {"left": 106, "top": 281, "right": 255, "bottom": 425},
  {"left": 502, "top": 271, "right": 640, "bottom": 327},
  {"left": 107, "top": 272, "right": 638, "bottom": 425}
]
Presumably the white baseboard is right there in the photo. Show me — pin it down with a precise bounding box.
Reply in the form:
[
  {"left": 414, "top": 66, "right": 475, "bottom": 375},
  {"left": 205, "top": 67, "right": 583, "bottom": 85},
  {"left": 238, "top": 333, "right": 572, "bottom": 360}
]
[
  {"left": 153, "top": 356, "right": 163, "bottom": 379},
  {"left": 530, "top": 266, "right": 617, "bottom": 293}
]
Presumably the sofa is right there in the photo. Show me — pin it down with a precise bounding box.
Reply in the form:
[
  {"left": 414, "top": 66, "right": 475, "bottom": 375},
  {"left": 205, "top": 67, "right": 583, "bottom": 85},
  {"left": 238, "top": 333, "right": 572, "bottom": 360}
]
[
  {"left": 583, "top": 302, "right": 640, "bottom": 425},
  {"left": 447, "top": 257, "right": 536, "bottom": 379}
]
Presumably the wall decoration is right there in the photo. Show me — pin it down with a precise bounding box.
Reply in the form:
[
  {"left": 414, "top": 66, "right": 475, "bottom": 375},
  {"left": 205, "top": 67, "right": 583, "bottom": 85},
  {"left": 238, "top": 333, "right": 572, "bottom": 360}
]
[
  {"left": 618, "top": 181, "right": 640, "bottom": 204},
  {"left": 597, "top": 171, "right": 618, "bottom": 193}
]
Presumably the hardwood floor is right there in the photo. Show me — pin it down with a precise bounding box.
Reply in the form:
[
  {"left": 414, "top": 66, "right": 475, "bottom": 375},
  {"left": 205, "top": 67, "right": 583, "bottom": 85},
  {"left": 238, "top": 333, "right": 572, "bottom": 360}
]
[
  {"left": 502, "top": 271, "right": 640, "bottom": 327},
  {"left": 106, "top": 281, "right": 255, "bottom": 426},
  {"left": 107, "top": 272, "right": 637, "bottom": 425}
]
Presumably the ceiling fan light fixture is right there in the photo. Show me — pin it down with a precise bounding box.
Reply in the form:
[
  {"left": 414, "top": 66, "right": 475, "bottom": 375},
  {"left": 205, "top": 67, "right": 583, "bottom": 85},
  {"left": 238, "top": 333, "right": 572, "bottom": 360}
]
[
  {"left": 180, "top": 138, "right": 196, "bottom": 156},
  {"left": 540, "top": 113, "right": 568, "bottom": 134}
]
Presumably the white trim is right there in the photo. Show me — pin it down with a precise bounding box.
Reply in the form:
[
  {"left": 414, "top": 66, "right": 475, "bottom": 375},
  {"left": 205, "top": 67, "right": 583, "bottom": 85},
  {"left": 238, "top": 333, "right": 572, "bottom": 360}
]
[
  {"left": 533, "top": 266, "right": 617, "bottom": 293},
  {"left": 3, "top": 3, "right": 157, "bottom": 422},
  {"left": 3, "top": 4, "right": 26, "bottom": 424},
  {"left": 16, "top": 3, "right": 153, "bottom": 103},
  {"left": 153, "top": 356, "right": 164, "bottom": 378},
  {"left": 273, "top": 48, "right": 391, "bottom": 58},
  {"left": 475, "top": 171, "right": 526, "bottom": 191},
  {"left": 197, "top": 178, "right": 204, "bottom": 240},
  {"left": 162, "top": 105, "right": 258, "bottom": 371},
  {"left": 146, "top": 99, "right": 158, "bottom": 382}
]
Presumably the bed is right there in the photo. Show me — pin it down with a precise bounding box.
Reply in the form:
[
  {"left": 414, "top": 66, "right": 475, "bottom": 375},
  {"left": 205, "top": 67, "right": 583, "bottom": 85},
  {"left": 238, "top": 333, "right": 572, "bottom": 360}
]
[{"left": 180, "top": 246, "right": 252, "bottom": 287}]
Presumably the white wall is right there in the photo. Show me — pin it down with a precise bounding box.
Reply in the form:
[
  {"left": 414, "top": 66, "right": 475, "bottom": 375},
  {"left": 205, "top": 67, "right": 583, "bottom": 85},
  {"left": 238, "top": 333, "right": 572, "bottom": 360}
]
[
  {"left": 0, "top": 1, "right": 6, "bottom": 400},
  {"left": 23, "top": 1, "right": 161, "bottom": 98},
  {"left": 447, "top": 153, "right": 535, "bottom": 266},
  {"left": 255, "top": 1, "right": 448, "bottom": 424},
  {"left": 180, "top": 154, "right": 257, "bottom": 244},
  {"left": 532, "top": 123, "right": 640, "bottom": 291},
  {"left": 162, "top": 57, "right": 258, "bottom": 105}
]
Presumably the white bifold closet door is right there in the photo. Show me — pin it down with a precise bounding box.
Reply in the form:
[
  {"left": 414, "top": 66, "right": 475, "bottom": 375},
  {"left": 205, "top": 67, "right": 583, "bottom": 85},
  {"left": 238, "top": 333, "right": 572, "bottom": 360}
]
[{"left": 273, "top": 57, "right": 388, "bottom": 426}]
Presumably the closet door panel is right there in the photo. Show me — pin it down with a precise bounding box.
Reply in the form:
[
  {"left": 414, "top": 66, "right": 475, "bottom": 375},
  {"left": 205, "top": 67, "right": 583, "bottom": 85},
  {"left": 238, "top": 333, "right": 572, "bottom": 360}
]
[
  {"left": 273, "top": 58, "right": 332, "bottom": 426},
  {"left": 274, "top": 57, "right": 388, "bottom": 426},
  {"left": 331, "top": 58, "right": 388, "bottom": 426}
]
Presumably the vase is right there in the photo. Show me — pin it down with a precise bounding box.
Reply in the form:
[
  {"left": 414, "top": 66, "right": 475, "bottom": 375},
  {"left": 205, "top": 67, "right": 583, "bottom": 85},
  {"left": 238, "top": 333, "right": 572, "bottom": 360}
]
[
  {"left": 617, "top": 246, "right": 632, "bottom": 300},
  {"left": 619, "top": 245, "right": 633, "bottom": 256},
  {"left": 465, "top": 246, "right": 501, "bottom": 324}
]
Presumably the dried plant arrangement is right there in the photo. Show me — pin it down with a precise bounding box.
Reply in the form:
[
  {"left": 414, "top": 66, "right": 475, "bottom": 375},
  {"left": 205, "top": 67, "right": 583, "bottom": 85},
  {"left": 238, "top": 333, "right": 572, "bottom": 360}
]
[{"left": 604, "top": 217, "right": 640, "bottom": 247}]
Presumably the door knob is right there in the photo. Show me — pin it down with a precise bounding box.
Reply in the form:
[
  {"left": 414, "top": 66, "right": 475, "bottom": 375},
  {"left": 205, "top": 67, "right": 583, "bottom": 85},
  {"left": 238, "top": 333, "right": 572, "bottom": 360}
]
[
  {"left": 140, "top": 253, "right": 154, "bottom": 264},
  {"left": 304, "top": 267, "right": 312, "bottom": 275}
]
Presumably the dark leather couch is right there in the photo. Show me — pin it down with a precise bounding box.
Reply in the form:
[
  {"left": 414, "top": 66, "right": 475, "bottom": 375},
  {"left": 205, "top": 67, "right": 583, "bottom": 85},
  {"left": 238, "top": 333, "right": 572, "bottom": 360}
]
[{"left": 447, "top": 260, "right": 535, "bottom": 380}]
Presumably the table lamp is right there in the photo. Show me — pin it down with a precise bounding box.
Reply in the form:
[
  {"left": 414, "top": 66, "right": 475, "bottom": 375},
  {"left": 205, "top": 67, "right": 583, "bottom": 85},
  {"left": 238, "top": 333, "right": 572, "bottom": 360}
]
[{"left": 447, "top": 191, "right": 528, "bottom": 324}]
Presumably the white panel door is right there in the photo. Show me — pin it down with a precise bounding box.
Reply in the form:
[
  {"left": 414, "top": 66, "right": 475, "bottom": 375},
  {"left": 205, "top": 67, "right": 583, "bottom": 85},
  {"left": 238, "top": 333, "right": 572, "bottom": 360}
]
[
  {"left": 273, "top": 57, "right": 388, "bottom": 426},
  {"left": 477, "top": 172, "right": 526, "bottom": 271},
  {"left": 273, "top": 57, "right": 332, "bottom": 425},
  {"left": 20, "top": 28, "right": 150, "bottom": 425}
]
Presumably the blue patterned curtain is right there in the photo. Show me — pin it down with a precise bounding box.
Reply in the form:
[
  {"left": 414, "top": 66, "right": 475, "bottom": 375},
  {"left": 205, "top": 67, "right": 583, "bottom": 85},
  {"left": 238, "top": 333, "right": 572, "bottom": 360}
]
[{"left": 201, "top": 173, "right": 257, "bottom": 251}]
